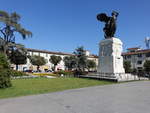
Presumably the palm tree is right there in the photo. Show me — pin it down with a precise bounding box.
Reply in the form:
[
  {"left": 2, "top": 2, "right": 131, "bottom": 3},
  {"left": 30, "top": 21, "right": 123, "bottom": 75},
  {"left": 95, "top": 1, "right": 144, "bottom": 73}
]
[{"left": 0, "top": 10, "right": 32, "bottom": 54}]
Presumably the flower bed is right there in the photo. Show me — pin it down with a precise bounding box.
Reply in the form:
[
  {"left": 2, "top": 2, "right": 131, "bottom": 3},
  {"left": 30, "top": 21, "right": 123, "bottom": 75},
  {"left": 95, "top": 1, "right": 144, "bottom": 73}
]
[{"left": 32, "top": 73, "right": 58, "bottom": 77}]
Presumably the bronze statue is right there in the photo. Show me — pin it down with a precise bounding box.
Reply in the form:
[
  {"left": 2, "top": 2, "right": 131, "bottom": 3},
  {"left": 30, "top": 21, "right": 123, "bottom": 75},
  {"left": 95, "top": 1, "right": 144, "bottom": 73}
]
[{"left": 97, "top": 11, "right": 119, "bottom": 39}]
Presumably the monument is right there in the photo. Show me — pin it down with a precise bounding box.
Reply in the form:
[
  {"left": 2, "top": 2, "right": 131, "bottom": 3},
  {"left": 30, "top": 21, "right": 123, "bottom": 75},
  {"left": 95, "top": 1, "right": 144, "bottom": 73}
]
[{"left": 97, "top": 11, "right": 138, "bottom": 81}]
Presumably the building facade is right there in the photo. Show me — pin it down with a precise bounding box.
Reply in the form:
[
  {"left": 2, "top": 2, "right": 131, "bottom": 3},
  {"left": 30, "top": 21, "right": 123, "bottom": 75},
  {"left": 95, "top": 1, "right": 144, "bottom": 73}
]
[
  {"left": 12, "top": 48, "right": 98, "bottom": 71},
  {"left": 122, "top": 47, "right": 150, "bottom": 72}
]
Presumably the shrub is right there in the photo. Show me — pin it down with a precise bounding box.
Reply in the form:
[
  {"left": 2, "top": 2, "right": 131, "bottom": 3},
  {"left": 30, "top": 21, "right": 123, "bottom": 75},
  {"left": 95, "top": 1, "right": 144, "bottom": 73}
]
[
  {"left": 0, "top": 69, "right": 12, "bottom": 88},
  {"left": 0, "top": 53, "right": 9, "bottom": 69},
  {"left": 73, "top": 70, "right": 88, "bottom": 76},
  {"left": 0, "top": 53, "right": 11, "bottom": 88},
  {"left": 10, "top": 70, "right": 29, "bottom": 77},
  {"left": 54, "top": 70, "right": 74, "bottom": 76}
]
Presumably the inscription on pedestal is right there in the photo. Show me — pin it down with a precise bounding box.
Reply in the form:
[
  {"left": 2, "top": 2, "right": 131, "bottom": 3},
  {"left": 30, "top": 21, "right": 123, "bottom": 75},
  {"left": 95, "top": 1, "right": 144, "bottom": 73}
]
[{"left": 98, "top": 38, "right": 125, "bottom": 73}]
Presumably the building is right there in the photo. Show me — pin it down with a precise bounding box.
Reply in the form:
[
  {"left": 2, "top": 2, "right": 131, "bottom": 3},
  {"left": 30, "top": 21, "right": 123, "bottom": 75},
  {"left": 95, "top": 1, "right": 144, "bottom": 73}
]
[
  {"left": 122, "top": 47, "right": 150, "bottom": 72},
  {"left": 12, "top": 48, "right": 98, "bottom": 71}
]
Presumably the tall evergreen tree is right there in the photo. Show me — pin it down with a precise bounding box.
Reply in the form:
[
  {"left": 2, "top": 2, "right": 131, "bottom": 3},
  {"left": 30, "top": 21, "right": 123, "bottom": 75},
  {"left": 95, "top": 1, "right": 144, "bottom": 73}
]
[{"left": 74, "top": 46, "right": 87, "bottom": 71}]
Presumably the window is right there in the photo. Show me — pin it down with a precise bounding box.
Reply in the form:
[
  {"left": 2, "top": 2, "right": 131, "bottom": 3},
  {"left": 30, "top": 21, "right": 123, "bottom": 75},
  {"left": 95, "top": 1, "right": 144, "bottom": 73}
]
[
  {"left": 46, "top": 53, "right": 48, "bottom": 57},
  {"left": 127, "top": 55, "right": 131, "bottom": 59},
  {"left": 137, "top": 67, "right": 143, "bottom": 72},
  {"left": 146, "top": 52, "right": 150, "bottom": 57},
  {"left": 137, "top": 54, "right": 142, "bottom": 58},
  {"left": 137, "top": 60, "right": 142, "bottom": 65},
  {"left": 123, "top": 56, "right": 126, "bottom": 59},
  {"left": 137, "top": 67, "right": 142, "bottom": 70}
]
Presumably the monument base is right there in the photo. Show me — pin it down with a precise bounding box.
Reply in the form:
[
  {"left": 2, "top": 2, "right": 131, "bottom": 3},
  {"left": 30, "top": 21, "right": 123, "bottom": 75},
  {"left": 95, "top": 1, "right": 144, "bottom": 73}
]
[
  {"left": 98, "top": 37, "right": 125, "bottom": 73},
  {"left": 97, "top": 73, "right": 140, "bottom": 82}
]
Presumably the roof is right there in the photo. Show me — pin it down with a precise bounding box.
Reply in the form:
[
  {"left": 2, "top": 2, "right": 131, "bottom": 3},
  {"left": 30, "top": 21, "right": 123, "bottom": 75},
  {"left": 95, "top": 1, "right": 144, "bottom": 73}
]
[
  {"left": 27, "top": 48, "right": 73, "bottom": 56},
  {"left": 122, "top": 49, "right": 150, "bottom": 55},
  {"left": 127, "top": 47, "right": 140, "bottom": 50},
  {"left": 88, "top": 54, "right": 99, "bottom": 58},
  {"left": 27, "top": 48, "right": 98, "bottom": 58}
]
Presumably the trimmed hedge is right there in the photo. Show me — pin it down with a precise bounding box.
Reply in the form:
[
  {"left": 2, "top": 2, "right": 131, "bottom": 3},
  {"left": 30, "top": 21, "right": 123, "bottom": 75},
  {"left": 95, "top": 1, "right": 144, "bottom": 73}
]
[
  {"left": 32, "top": 73, "right": 58, "bottom": 77},
  {"left": 73, "top": 70, "right": 88, "bottom": 75},
  {"left": 54, "top": 70, "right": 74, "bottom": 76},
  {"left": 10, "top": 70, "right": 29, "bottom": 77}
]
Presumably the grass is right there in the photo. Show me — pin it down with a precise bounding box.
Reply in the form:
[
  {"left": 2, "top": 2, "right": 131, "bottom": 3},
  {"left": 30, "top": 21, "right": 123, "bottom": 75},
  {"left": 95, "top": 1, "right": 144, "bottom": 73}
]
[{"left": 0, "top": 78, "right": 114, "bottom": 99}]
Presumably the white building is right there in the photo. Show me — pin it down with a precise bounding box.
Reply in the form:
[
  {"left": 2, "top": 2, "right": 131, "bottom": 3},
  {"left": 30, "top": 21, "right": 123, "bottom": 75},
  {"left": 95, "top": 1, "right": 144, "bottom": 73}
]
[
  {"left": 13, "top": 48, "right": 98, "bottom": 71},
  {"left": 122, "top": 47, "right": 150, "bottom": 72}
]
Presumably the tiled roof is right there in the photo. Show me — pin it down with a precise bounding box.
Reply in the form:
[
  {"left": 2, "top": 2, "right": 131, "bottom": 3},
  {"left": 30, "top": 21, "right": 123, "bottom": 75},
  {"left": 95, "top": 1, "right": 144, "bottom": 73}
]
[
  {"left": 127, "top": 47, "right": 140, "bottom": 50},
  {"left": 27, "top": 48, "right": 98, "bottom": 58},
  {"left": 27, "top": 48, "right": 73, "bottom": 56},
  {"left": 89, "top": 55, "right": 98, "bottom": 58},
  {"left": 122, "top": 49, "right": 150, "bottom": 55}
]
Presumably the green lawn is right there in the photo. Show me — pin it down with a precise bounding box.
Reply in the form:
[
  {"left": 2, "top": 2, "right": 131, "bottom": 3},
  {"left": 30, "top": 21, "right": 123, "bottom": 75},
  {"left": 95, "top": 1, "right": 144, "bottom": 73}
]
[{"left": 0, "top": 78, "right": 114, "bottom": 99}]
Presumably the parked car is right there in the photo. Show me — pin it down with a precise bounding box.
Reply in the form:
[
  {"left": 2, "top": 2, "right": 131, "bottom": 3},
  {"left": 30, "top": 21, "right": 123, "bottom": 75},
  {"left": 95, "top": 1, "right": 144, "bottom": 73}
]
[
  {"left": 32, "top": 70, "right": 42, "bottom": 73},
  {"left": 24, "top": 70, "right": 33, "bottom": 73},
  {"left": 45, "top": 70, "right": 53, "bottom": 73}
]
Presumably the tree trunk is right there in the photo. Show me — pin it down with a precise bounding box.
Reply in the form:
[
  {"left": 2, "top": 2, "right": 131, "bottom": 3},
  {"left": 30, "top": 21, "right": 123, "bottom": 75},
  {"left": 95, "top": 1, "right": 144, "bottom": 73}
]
[
  {"left": 37, "top": 65, "right": 40, "bottom": 71},
  {"left": 54, "top": 65, "right": 57, "bottom": 72},
  {"left": 16, "top": 64, "right": 18, "bottom": 70},
  {"left": 3, "top": 42, "right": 8, "bottom": 55}
]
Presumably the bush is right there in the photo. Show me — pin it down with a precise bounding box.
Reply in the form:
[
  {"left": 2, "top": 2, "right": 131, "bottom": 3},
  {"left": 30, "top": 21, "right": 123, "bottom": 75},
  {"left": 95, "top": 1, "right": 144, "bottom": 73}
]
[
  {"left": 73, "top": 70, "right": 88, "bottom": 76},
  {"left": 54, "top": 70, "right": 74, "bottom": 76},
  {"left": 10, "top": 70, "right": 29, "bottom": 77},
  {"left": 0, "top": 53, "right": 11, "bottom": 88},
  {"left": 0, "top": 69, "right": 12, "bottom": 88},
  {"left": 0, "top": 53, "right": 9, "bottom": 69}
]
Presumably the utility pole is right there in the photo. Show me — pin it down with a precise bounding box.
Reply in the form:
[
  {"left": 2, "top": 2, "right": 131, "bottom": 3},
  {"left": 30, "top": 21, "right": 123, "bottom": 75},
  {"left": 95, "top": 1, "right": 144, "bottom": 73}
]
[{"left": 145, "top": 37, "right": 150, "bottom": 49}]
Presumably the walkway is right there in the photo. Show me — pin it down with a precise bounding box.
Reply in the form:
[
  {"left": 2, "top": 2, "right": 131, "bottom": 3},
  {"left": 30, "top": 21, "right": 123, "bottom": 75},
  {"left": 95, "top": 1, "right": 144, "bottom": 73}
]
[{"left": 0, "top": 81, "right": 150, "bottom": 113}]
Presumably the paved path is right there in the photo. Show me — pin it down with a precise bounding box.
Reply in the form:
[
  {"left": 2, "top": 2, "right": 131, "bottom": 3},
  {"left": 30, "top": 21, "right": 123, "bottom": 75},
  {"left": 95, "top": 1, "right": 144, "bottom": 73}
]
[{"left": 0, "top": 81, "right": 150, "bottom": 113}]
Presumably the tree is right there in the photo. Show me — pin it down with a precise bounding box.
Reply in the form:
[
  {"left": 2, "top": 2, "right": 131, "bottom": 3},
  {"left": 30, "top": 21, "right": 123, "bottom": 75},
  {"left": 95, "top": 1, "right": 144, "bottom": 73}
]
[
  {"left": 123, "top": 61, "right": 132, "bottom": 73},
  {"left": 87, "top": 60, "right": 96, "bottom": 71},
  {"left": 144, "top": 60, "right": 150, "bottom": 73},
  {"left": 74, "top": 46, "right": 87, "bottom": 71},
  {"left": 0, "top": 10, "right": 32, "bottom": 54},
  {"left": 9, "top": 47, "right": 27, "bottom": 70},
  {"left": 0, "top": 53, "right": 11, "bottom": 88},
  {"left": 63, "top": 56, "right": 77, "bottom": 70},
  {"left": 29, "top": 55, "right": 46, "bottom": 71},
  {"left": 49, "top": 55, "right": 62, "bottom": 71}
]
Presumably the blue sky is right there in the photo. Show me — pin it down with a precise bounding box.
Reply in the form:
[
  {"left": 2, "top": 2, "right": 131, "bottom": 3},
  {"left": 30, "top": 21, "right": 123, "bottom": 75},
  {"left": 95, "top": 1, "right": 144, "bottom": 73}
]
[{"left": 1, "top": 0, "right": 150, "bottom": 54}]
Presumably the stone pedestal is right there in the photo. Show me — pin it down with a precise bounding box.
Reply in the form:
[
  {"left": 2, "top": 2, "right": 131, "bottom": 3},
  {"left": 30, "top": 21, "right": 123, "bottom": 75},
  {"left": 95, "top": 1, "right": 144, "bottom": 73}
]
[
  {"left": 98, "top": 37, "right": 125, "bottom": 73},
  {"left": 96, "top": 37, "right": 144, "bottom": 82}
]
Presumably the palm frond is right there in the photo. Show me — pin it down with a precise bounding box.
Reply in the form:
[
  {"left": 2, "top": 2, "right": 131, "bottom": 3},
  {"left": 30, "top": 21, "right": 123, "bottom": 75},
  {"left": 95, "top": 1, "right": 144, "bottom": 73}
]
[
  {"left": 11, "top": 12, "right": 20, "bottom": 23},
  {"left": 0, "top": 10, "right": 9, "bottom": 18},
  {"left": 19, "top": 28, "right": 32, "bottom": 39}
]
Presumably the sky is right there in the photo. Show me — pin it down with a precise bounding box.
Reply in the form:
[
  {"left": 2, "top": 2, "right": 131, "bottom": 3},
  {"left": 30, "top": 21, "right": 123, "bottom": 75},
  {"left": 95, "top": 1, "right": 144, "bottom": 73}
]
[{"left": 0, "top": 0, "right": 150, "bottom": 55}]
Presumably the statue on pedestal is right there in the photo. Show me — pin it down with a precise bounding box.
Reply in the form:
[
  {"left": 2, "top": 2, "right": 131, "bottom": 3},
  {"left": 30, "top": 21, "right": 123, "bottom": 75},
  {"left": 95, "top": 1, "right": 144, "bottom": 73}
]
[{"left": 97, "top": 11, "right": 119, "bottom": 39}]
